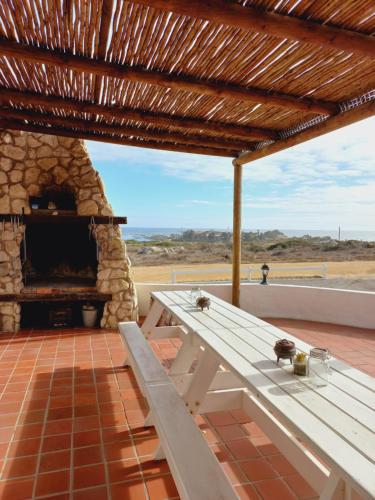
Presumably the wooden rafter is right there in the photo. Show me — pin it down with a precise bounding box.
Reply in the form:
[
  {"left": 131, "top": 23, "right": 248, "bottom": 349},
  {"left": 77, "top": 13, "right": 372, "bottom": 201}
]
[
  {"left": 0, "top": 118, "right": 236, "bottom": 157},
  {"left": 235, "top": 99, "right": 375, "bottom": 165},
  {"left": 0, "top": 39, "right": 337, "bottom": 115},
  {"left": 94, "top": 0, "right": 114, "bottom": 102},
  {"left": 0, "top": 88, "right": 277, "bottom": 141},
  {"left": 133, "top": 0, "right": 375, "bottom": 58},
  {"left": 0, "top": 106, "right": 252, "bottom": 150}
]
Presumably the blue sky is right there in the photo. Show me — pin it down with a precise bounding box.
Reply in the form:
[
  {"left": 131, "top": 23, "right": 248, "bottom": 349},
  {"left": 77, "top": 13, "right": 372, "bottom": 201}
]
[{"left": 86, "top": 116, "right": 375, "bottom": 230}]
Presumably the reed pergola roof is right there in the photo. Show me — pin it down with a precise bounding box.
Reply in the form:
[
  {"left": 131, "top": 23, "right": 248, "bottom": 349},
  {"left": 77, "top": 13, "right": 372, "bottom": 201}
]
[{"left": 0, "top": 0, "right": 374, "bottom": 163}]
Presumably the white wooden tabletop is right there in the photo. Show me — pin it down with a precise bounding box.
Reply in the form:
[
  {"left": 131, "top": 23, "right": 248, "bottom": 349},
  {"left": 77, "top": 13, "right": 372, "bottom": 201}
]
[{"left": 151, "top": 290, "right": 375, "bottom": 499}]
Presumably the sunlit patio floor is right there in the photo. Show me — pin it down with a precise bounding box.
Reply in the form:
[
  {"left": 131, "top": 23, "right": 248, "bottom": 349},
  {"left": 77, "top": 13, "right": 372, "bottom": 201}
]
[{"left": 0, "top": 319, "right": 373, "bottom": 499}]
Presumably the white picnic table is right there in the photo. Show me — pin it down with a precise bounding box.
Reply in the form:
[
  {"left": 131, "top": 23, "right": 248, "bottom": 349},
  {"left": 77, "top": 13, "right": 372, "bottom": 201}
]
[{"left": 142, "top": 290, "right": 375, "bottom": 500}]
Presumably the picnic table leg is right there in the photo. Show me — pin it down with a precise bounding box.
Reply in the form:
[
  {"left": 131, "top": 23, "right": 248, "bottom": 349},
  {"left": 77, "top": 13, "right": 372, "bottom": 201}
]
[
  {"left": 141, "top": 300, "right": 165, "bottom": 338},
  {"left": 183, "top": 348, "right": 221, "bottom": 415},
  {"left": 169, "top": 333, "right": 199, "bottom": 376},
  {"left": 320, "top": 473, "right": 348, "bottom": 500}
]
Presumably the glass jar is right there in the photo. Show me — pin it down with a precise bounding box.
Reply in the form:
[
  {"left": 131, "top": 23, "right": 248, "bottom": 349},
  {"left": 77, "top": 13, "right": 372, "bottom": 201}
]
[
  {"left": 308, "top": 348, "right": 331, "bottom": 387},
  {"left": 190, "top": 286, "right": 201, "bottom": 304}
]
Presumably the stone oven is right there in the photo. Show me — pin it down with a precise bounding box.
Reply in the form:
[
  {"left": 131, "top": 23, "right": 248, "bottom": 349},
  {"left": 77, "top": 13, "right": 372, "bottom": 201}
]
[{"left": 0, "top": 129, "right": 137, "bottom": 332}]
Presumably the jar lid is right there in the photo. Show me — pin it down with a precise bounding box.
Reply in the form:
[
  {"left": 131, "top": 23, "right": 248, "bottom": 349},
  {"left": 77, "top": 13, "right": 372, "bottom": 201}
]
[{"left": 309, "top": 347, "right": 329, "bottom": 360}]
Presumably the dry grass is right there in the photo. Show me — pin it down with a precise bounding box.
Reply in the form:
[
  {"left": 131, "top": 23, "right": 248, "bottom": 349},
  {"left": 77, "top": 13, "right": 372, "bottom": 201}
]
[{"left": 131, "top": 260, "right": 375, "bottom": 283}]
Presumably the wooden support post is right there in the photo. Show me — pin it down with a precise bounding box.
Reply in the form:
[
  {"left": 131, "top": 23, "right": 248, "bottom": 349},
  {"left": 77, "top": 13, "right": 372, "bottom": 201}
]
[{"left": 232, "top": 160, "right": 242, "bottom": 307}]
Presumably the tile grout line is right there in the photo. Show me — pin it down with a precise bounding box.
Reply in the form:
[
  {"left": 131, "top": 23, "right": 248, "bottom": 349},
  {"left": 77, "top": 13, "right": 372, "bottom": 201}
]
[
  {"left": 68, "top": 332, "right": 76, "bottom": 500},
  {"left": 31, "top": 329, "right": 59, "bottom": 499}
]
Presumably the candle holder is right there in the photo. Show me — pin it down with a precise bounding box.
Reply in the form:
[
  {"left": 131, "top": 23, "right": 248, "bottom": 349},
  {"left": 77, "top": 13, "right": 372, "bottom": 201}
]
[
  {"left": 190, "top": 286, "right": 201, "bottom": 304},
  {"left": 293, "top": 352, "right": 308, "bottom": 376}
]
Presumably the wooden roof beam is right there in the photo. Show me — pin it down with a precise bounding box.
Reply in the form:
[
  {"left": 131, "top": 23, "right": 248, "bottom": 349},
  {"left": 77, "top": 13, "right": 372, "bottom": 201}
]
[
  {"left": 235, "top": 99, "right": 375, "bottom": 165},
  {"left": 0, "top": 88, "right": 277, "bottom": 141},
  {"left": 0, "top": 118, "right": 236, "bottom": 157},
  {"left": 0, "top": 38, "right": 336, "bottom": 115},
  {"left": 134, "top": 0, "right": 375, "bottom": 59},
  {"left": 94, "top": 0, "right": 114, "bottom": 102},
  {"left": 0, "top": 106, "right": 252, "bottom": 151}
]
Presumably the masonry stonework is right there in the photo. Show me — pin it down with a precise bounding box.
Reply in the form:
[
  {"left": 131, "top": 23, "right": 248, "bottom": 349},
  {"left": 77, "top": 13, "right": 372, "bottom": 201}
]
[{"left": 0, "top": 129, "right": 137, "bottom": 332}]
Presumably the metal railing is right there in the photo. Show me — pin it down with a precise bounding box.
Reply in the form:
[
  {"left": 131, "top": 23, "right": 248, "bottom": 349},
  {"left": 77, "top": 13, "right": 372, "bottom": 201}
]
[{"left": 171, "top": 264, "right": 327, "bottom": 283}]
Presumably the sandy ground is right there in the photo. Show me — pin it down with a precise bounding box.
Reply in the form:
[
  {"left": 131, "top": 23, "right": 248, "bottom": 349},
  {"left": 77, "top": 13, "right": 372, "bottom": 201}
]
[{"left": 132, "top": 260, "right": 375, "bottom": 286}]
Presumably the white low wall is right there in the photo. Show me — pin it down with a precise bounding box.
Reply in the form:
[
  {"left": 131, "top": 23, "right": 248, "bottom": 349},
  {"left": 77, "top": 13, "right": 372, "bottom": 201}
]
[{"left": 136, "top": 282, "right": 375, "bottom": 330}]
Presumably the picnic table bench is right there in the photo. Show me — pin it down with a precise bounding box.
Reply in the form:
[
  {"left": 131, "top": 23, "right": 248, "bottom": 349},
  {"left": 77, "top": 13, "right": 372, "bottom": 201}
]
[{"left": 121, "top": 290, "right": 375, "bottom": 500}]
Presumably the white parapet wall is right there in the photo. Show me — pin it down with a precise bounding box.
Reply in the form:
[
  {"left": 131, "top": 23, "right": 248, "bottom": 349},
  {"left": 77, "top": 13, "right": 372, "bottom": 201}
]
[{"left": 135, "top": 282, "right": 375, "bottom": 330}]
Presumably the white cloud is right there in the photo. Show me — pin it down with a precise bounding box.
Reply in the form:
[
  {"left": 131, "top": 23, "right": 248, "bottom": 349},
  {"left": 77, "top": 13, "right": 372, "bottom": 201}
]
[
  {"left": 87, "top": 117, "right": 375, "bottom": 186},
  {"left": 86, "top": 116, "right": 375, "bottom": 228}
]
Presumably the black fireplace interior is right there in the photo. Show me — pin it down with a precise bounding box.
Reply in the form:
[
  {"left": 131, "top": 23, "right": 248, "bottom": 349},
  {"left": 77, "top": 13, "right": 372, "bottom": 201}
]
[
  {"left": 22, "top": 222, "right": 98, "bottom": 286},
  {"left": 21, "top": 301, "right": 105, "bottom": 329}
]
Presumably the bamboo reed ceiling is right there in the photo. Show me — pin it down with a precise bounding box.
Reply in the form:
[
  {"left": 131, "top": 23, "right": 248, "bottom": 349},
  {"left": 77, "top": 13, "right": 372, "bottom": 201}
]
[{"left": 0, "top": 0, "right": 374, "bottom": 161}]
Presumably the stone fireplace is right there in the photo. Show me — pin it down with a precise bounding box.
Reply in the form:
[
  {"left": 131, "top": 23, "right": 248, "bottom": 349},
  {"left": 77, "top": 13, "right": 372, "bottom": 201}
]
[{"left": 0, "top": 129, "right": 137, "bottom": 332}]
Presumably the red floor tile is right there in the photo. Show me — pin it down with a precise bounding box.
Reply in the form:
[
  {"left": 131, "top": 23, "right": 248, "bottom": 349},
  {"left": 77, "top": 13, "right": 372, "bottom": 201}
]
[
  {"left": 107, "top": 458, "right": 142, "bottom": 483},
  {"left": 284, "top": 474, "right": 318, "bottom": 499},
  {"left": 255, "top": 478, "right": 297, "bottom": 500},
  {"left": 111, "top": 478, "right": 147, "bottom": 500},
  {"left": 104, "top": 439, "right": 135, "bottom": 462},
  {"left": 73, "top": 463, "right": 106, "bottom": 490},
  {"left": 226, "top": 438, "right": 260, "bottom": 460},
  {"left": 42, "top": 433, "right": 72, "bottom": 453},
  {"left": 235, "top": 483, "right": 261, "bottom": 500},
  {"left": 0, "top": 477, "right": 34, "bottom": 500},
  {"left": 73, "top": 430, "right": 101, "bottom": 448},
  {"left": 35, "top": 469, "right": 70, "bottom": 496},
  {"left": 239, "top": 458, "right": 279, "bottom": 481},
  {"left": 39, "top": 450, "right": 71, "bottom": 473},
  {"left": 145, "top": 474, "right": 179, "bottom": 500},
  {"left": 8, "top": 438, "right": 41, "bottom": 458},
  {"left": 2, "top": 455, "right": 38, "bottom": 479},
  {"left": 215, "top": 423, "right": 247, "bottom": 441},
  {"left": 74, "top": 445, "right": 103, "bottom": 467}
]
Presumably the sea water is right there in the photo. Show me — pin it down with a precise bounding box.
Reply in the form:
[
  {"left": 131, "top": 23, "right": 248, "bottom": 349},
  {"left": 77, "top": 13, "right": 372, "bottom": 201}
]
[{"left": 121, "top": 227, "right": 375, "bottom": 242}]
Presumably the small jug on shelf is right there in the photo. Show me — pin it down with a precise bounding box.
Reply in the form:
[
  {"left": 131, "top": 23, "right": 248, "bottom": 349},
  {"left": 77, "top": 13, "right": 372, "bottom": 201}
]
[{"left": 308, "top": 348, "right": 331, "bottom": 387}]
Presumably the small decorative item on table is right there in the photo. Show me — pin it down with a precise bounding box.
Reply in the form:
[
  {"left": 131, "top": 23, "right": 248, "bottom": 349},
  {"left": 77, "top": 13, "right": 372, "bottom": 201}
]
[
  {"left": 196, "top": 296, "right": 211, "bottom": 311},
  {"left": 274, "top": 339, "right": 296, "bottom": 364},
  {"left": 190, "top": 286, "right": 202, "bottom": 304},
  {"left": 308, "top": 347, "right": 331, "bottom": 387},
  {"left": 293, "top": 352, "right": 308, "bottom": 376}
]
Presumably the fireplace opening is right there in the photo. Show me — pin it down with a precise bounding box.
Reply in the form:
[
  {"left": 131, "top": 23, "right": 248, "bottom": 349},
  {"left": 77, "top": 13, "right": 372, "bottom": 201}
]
[
  {"left": 30, "top": 185, "right": 77, "bottom": 211},
  {"left": 21, "top": 301, "right": 105, "bottom": 329},
  {"left": 22, "top": 222, "right": 98, "bottom": 287}
]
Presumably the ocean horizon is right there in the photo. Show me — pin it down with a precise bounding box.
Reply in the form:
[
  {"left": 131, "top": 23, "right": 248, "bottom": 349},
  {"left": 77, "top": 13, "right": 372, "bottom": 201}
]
[{"left": 121, "top": 227, "right": 375, "bottom": 242}]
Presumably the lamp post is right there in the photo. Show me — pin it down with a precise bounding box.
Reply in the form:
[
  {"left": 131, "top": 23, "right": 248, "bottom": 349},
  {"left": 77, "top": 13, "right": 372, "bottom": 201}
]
[{"left": 260, "top": 263, "right": 269, "bottom": 285}]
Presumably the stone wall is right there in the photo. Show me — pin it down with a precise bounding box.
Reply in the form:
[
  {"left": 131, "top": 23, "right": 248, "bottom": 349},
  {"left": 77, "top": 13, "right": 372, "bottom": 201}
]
[{"left": 0, "top": 129, "right": 137, "bottom": 332}]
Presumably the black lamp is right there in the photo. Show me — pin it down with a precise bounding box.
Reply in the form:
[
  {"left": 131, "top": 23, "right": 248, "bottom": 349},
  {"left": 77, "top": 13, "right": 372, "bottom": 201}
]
[{"left": 260, "top": 263, "right": 269, "bottom": 285}]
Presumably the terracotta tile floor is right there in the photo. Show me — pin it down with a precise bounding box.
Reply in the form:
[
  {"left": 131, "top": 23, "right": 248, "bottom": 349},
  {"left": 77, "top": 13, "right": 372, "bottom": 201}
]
[{"left": 0, "top": 320, "right": 373, "bottom": 499}]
